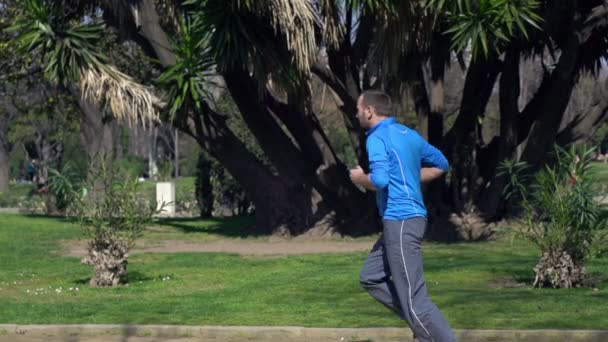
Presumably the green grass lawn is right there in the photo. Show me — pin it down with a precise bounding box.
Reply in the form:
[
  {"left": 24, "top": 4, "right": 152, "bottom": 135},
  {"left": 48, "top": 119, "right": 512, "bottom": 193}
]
[{"left": 1, "top": 214, "right": 608, "bottom": 329}]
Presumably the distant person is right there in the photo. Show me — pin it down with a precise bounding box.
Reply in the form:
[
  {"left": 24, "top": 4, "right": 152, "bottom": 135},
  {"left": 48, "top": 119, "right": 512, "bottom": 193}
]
[
  {"left": 349, "top": 90, "right": 456, "bottom": 342},
  {"left": 27, "top": 159, "right": 37, "bottom": 182}
]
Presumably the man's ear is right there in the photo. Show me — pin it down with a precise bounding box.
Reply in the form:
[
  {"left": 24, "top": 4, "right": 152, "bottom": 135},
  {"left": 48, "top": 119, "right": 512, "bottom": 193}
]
[{"left": 365, "top": 106, "right": 373, "bottom": 120}]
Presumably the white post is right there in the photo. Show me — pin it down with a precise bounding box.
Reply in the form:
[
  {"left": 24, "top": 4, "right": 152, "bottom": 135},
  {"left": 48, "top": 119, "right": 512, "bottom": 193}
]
[{"left": 156, "top": 181, "right": 175, "bottom": 217}]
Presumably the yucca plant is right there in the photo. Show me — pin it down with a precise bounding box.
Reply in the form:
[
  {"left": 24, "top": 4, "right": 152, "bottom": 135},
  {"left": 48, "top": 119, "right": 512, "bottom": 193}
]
[
  {"left": 48, "top": 162, "right": 82, "bottom": 215},
  {"left": 11, "top": 0, "right": 160, "bottom": 126},
  {"left": 427, "top": 0, "right": 542, "bottom": 58},
  {"left": 501, "top": 145, "right": 608, "bottom": 288},
  {"left": 156, "top": 15, "right": 215, "bottom": 120}
]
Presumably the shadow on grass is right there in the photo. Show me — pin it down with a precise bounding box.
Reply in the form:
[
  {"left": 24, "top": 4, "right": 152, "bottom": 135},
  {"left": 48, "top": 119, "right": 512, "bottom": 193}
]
[
  {"left": 72, "top": 271, "right": 159, "bottom": 286},
  {"left": 72, "top": 277, "right": 90, "bottom": 285},
  {"left": 157, "top": 215, "right": 263, "bottom": 238},
  {"left": 123, "top": 271, "right": 157, "bottom": 283}
]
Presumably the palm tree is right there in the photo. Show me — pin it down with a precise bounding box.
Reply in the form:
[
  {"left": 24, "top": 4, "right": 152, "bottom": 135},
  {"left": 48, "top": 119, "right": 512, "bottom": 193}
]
[{"left": 10, "top": 0, "right": 608, "bottom": 240}]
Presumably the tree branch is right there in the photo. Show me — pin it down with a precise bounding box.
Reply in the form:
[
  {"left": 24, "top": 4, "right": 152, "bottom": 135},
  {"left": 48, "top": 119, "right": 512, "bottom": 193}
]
[
  {"left": 311, "top": 62, "right": 357, "bottom": 112},
  {"left": 576, "top": 1, "right": 608, "bottom": 43}
]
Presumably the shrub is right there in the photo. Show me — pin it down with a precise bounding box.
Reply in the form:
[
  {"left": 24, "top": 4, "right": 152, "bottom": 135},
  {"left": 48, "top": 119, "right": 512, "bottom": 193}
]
[
  {"left": 74, "top": 164, "right": 161, "bottom": 287},
  {"left": 501, "top": 145, "right": 607, "bottom": 288}
]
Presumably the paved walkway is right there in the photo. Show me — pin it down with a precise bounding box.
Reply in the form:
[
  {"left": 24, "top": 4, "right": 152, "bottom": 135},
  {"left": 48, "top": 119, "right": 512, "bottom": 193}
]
[{"left": 1, "top": 325, "right": 608, "bottom": 342}]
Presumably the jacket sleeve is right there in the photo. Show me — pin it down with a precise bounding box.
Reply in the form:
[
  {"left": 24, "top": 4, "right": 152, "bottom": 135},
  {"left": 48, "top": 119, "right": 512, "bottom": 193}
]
[
  {"left": 367, "top": 136, "right": 390, "bottom": 189},
  {"left": 421, "top": 141, "right": 450, "bottom": 172}
]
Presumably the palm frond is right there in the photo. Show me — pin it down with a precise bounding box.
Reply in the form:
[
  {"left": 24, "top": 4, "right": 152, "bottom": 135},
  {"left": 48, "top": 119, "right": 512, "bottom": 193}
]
[
  {"left": 185, "top": 0, "right": 318, "bottom": 79},
  {"left": 250, "top": 0, "right": 318, "bottom": 73},
  {"left": 80, "top": 64, "right": 161, "bottom": 127},
  {"left": 317, "top": 0, "right": 344, "bottom": 48},
  {"left": 13, "top": 0, "right": 161, "bottom": 126}
]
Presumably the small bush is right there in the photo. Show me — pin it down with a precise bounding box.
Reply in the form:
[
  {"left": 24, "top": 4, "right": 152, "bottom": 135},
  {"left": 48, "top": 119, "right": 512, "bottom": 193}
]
[
  {"left": 48, "top": 162, "right": 82, "bottom": 214},
  {"left": 116, "top": 155, "right": 146, "bottom": 179},
  {"left": 74, "top": 164, "right": 161, "bottom": 287},
  {"left": 501, "top": 145, "right": 608, "bottom": 288}
]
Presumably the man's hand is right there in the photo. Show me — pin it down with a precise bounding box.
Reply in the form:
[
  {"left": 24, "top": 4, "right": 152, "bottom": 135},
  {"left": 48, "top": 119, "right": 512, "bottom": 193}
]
[
  {"left": 350, "top": 166, "right": 377, "bottom": 191},
  {"left": 349, "top": 166, "right": 366, "bottom": 184}
]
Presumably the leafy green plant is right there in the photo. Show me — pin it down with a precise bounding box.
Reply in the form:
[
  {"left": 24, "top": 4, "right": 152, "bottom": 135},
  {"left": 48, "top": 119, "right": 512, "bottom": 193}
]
[
  {"left": 48, "top": 162, "right": 82, "bottom": 214},
  {"left": 74, "top": 163, "right": 162, "bottom": 287},
  {"left": 427, "top": 0, "right": 542, "bottom": 58},
  {"left": 501, "top": 145, "right": 608, "bottom": 288},
  {"left": 156, "top": 14, "right": 215, "bottom": 119},
  {"left": 116, "top": 155, "right": 146, "bottom": 179}
]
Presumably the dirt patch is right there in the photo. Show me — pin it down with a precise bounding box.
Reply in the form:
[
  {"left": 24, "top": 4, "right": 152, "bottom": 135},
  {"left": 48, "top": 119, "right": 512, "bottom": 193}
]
[{"left": 62, "top": 239, "right": 373, "bottom": 258}]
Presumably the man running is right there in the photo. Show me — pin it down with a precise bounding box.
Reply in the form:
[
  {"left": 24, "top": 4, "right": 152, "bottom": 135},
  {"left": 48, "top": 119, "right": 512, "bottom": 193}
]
[{"left": 349, "top": 90, "right": 456, "bottom": 342}]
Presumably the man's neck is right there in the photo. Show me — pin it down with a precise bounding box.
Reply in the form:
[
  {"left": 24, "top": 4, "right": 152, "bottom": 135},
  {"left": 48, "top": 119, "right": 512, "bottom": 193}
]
[{"left": 370, "top": 116, "right": 389, "bottom": 127}]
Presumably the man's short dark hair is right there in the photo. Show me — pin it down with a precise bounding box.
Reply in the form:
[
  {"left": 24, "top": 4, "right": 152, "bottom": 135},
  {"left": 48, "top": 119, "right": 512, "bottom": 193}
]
[{"left": 360, "top": 90, "right": 392, "bottom": 116}]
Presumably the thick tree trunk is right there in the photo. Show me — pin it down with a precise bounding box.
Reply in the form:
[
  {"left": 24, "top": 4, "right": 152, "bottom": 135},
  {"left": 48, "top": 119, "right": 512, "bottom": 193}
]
[
  {"left": 427, "top": 31, "right": 449, "bottom": 147},
  {"left": 478, "top": 46, "right": 521, "bottom": 217},
  {"left": 445, "top": 56, "right": 502, "bottom": 213},
  {"left": 78, "top": 96, "right": 122, "bottom": 205},
  {"left": 79, "top": 97, "right": 119, "bottom": 163},
  {"left": 412, "top": 64, "right": 431, "bottom": 139},
  {"left": 520, "top": 34, "right": 580, "bottom": 168},
  {"left": 222, "top": 68, "right": 310, "bottom": 182},
  {"left": 268, "top": 85, "right": 369, "bottom": 220}
]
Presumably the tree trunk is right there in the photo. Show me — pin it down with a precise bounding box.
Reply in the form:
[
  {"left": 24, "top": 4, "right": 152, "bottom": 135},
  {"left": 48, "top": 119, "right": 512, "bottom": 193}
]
[
  {"left": 79, "top": 96, "right": 121, "bottom": 203},
  {"left": 324, "top": 22, "right": 371, "bottom": 169},
  {"left": 79, "top": 97, "right": 118, "bottom": 163},
  {"left": 223, "top": 62, "right": 373, "bottom": 234},
  {"left": 520, "top": 33, "right": 580, "bottom": 168},
  {"left": 148, "top": 127, "right": 158, "bottom": 180},
  {"left": 268, "top": 85, "right": 369, "bottom": 220},
  {"left": 427, "top": 31, "right": 449, "bottom": 146},
  {"left": 556, "top": 78, "right": 608, "bottom": 146},
  {"left": 126, "top": 5, "right": 329, "bottom": 236},
  {"left": 478, "top": 46, "right": 521, "bottom": 217},
  {"left": 0, "top": 139, "right": 9, "bottom": 193},
  {"left": 222, "top": 68, "right": 310, "bottom": 182},
  {"left": 444, "top": 56, "right": 502, "bottom": 213},
  {"left": 186, "top": 104, "right": 319, "bottom": 236},
  {"left": 0, "top": 99, "right": 18, "bottom": 193}
]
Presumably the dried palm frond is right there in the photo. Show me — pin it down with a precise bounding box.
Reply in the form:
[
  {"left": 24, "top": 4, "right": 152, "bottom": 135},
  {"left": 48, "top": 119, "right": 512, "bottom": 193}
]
[
  {"left": 318, "top": 0, "right": 344, "bottom": 48},
  {"left": 80, "top": 64, "right": 161, "bottom": 127},
  {"left": 249, "top": 0, "right": 318, "bottom": 73}
]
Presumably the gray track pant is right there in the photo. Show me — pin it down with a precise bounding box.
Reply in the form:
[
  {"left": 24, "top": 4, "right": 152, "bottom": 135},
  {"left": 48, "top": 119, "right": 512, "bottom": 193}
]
[{"left": 360, "top": 218, "right": 456, "bottom": 342}]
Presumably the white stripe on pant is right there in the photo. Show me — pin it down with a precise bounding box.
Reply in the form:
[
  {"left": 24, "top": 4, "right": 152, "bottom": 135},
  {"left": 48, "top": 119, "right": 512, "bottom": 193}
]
[{"left": 359, "top": 217, "right": 456, "bottom": 342}]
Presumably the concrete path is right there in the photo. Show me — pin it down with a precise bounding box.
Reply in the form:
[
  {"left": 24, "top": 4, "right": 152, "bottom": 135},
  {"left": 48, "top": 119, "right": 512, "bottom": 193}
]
[{"left": 1, "top": 325, "right": 608, "bottom": 342}]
